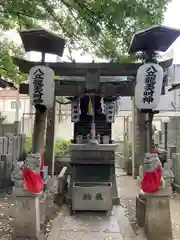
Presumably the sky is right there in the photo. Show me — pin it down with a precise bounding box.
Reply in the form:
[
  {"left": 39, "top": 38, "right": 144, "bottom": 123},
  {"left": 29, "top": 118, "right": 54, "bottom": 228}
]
[
  {"left": 163, "top": 0, "right": 180, "bottom": 63},
  {"left": 4, "top": 0, "right": 180, "bottom": 63}
]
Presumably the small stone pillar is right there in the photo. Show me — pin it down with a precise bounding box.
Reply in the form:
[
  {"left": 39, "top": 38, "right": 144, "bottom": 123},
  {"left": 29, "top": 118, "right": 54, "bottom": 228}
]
[
  {"left": 44, "top": 96, "right": 56, "bottom": 176},
  {"left": 132, "top": 98, "right": 146, "bottom": 178},
  {"left": 12, "top": 190, "right": 42, "bottom": 240},
  {"left": 136, "top": 188, "right": 172, "bottom": 240}
]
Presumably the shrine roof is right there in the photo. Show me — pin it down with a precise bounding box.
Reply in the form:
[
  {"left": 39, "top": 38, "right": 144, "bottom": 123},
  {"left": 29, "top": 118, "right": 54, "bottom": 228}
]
[
  {"left": 129, "top": 25, "right": 180, "bottom": 53},
  {"left": 19, "top": 28, "right": 66, "bottom": 56}
]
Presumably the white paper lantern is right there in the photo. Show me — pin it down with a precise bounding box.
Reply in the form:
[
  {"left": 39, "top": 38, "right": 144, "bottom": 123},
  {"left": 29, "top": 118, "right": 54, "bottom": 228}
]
[
  {"left": 135, "top": 63, "right": 164, "bottom": 110},
  {"left": 29, "top": 65, "right": 55, "bottom": 108}
]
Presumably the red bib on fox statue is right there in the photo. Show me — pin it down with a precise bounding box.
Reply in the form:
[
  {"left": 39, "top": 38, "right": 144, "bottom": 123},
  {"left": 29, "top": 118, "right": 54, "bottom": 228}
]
[
  {"left": 22, "top": 153, "right": 44, "bottom": 195},
  {"left": 22, "top": 167, "right": 44, "bottom": 194},
  {"left": 141, "top": 153, "right": 162, "bottom": 193}
]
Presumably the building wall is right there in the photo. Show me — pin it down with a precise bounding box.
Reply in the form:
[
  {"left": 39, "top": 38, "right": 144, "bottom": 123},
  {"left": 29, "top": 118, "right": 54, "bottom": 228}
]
[{"left": 0, "top": 89, "right": 30, "bottom": 123}]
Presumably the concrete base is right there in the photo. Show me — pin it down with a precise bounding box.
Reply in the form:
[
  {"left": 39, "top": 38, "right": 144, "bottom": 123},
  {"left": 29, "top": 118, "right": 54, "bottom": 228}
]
[
  {"left": 12, "top": 187, "right": 47, "bottom": 225},
  {"left": 145, "top": 195, "right": 172, "bottom": 240},
  {"left": 12, "top": 195, "right": 41, "bottom": 239},
  {"left": 136, "top": 188, "right": 173, "bottom": 240},
  {"left": 11, "top": 188, "right": 46, "bottom": 240}
]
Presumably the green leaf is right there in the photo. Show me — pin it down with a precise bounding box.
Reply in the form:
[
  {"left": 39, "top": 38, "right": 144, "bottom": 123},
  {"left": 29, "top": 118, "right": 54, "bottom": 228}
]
[{"left": 0, "top": 0, "right": 171, "bottom": 81}]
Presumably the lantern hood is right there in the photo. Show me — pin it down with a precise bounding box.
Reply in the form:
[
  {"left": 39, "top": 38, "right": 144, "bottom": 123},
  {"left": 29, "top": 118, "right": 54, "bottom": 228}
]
[{"left": 129, "top": 25, "right": 180, "bottom": 54}]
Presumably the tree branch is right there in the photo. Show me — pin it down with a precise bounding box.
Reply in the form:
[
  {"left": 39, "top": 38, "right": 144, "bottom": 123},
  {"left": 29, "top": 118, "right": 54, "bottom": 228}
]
[
  {"left": 39, "top": 0, "right": 77, "bottom": 41},
  {"left": 0, "top": 9, "right": 45, "bottom": 20}
]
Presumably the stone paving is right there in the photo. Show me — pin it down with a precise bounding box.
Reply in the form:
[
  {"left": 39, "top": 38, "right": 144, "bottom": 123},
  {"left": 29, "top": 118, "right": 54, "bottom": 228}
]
[{"left": 48, "top": 205, "right": 147, "bottom": 240}]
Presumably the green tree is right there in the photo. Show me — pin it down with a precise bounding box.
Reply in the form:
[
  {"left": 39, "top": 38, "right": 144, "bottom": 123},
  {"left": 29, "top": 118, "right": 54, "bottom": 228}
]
[
  {"left": 0, "top": 0, "right": 171, "bottom": 80},
  {"left": 0, "top": 0, "right": 47, "bottom": 82},
  {"left": 0, "top": 37, "right": 27, "bottom": 82}
]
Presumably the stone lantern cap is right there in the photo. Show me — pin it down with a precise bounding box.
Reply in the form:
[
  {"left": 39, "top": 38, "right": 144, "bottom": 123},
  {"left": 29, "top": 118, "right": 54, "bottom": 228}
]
[
  {"left": 129, "top": 25, "right": 180, "bottom": 54},
  {"left": 19, "top": 28, "right": 66, "bottom": 56}
]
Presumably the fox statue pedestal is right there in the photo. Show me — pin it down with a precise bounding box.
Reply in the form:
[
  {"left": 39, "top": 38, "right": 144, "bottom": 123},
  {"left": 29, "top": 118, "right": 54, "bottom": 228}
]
[
  {"left": 136, "top": 187, "right": 172, "bottom": 240},
  {"left": 11, "top": 154, "right": 44, "bottom": 240},
  {"left": 12, "top": 190, "right": 42, "bottom": 240}
]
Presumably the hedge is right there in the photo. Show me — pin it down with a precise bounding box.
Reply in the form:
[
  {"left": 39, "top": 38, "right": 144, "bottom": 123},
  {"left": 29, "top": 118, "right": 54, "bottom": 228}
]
[{"left": 25, "top": 136, "right": 70, "bottom": 156}]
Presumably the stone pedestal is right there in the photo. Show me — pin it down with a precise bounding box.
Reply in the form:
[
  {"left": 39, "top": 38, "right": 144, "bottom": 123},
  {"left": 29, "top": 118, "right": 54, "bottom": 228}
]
[
  {"left": 12, "top": 189, "right": 44, "bottom": 240},
  {"left": 136, "top": 188, "right": 172, "bottom": 240}
]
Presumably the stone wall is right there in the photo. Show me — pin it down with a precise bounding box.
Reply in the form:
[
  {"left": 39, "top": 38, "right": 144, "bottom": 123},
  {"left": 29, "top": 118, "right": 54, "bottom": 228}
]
[
  {"left": 0, "top": 133, "right": 26, "bottom": 191},
  {"left": 0, "top": 121, "right": 21, "bottom": 136}
]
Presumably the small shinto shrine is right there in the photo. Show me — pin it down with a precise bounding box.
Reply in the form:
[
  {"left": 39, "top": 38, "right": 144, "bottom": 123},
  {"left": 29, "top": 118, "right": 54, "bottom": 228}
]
[{"left": 14, "top": 25, "right": 180, "bottom": 212}]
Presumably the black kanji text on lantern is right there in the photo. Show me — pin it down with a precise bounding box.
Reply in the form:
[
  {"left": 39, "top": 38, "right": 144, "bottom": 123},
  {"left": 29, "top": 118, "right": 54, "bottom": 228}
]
[
  {"left": 142, "top": 66, "right": 157, "bottom": 104},
  {"left": 32, "top": 68, "right": 44, "bottom": 105}
]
